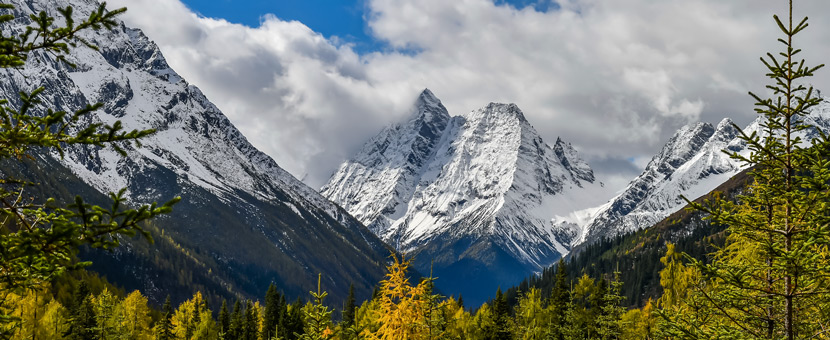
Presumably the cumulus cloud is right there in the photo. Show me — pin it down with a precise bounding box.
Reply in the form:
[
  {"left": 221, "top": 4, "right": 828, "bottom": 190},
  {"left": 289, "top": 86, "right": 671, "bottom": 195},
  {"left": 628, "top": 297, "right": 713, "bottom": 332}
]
[{"left": 108, "top": 0, "right": 830, "bottom": 191}]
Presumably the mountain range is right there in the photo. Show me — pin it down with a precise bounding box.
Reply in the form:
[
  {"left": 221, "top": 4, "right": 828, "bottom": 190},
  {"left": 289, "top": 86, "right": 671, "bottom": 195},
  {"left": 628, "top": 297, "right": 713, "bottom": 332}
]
[
  {"left": 0, "top": 0, "right": 390, "bottom": 306},
  {"left": 578, "top": 91, "right": 830, "bottom": 245},
  {"left": 323, "top": 89, "right": 830, "bottom": 303},
  {"left": 3, "top": 0, "right": 829, "bottom": 308}
]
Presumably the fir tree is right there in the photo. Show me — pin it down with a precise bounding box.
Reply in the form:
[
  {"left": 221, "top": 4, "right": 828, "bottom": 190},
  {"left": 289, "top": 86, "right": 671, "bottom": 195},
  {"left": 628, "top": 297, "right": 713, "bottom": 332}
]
[
  {"left": 491, "top": 288, "right": 512, "bottom": 340},
  {"left": 596, "top": 272, "right": 625, "bottom": 340},
  {"left": 156, "top": 296, "right": 174, "bottom": 340},
  {"left": 286, "top": 298, "right": 305, "bottom": 340},
  {"left": 277, "top": 294, "right": 289, "bottom": 339},
  {"left": 298, "top": 274, "right": 335, "bottom": 340},
  {"left": 244, "top": 300, "right": 258, "bottom": 340},
  {"left": 229, "top": 300, "right": 243, "bottom": 340},
  {"left": 65, "top": 282, "right": 98, "bottom": 340},
  {"left": 663, "top": 1, "right": 830, "bottom": 338},
  {"left": 341, "top": 284, "right": 356, "bottom": 329},
  {"left": 340, "top": 284, "right": 358, "bottom": 340},
  {"left": 421, "top": 277, "right": 447, "bottom": 340},
  {"left": 264, "top": 283, "right": 281, "bottom": 340},
  {"left": 548, "top": 259, "right": 570, "bottom": 340},
  {"left": 218, "top": 300, "right": 230, "bottom": 337}
]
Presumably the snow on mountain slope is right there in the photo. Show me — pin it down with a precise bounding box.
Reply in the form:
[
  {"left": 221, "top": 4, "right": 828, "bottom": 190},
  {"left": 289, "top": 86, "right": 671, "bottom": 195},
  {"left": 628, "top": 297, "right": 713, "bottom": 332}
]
[
  {"left": 322, "top": 89, "right": 451, "bottom": 235},
  {"left": 0, "top": 0, "right": 389, "bottom": 303},
  {"left": 323, "top": 94, "right": 607, "bottom": 302},
  {"left": 580, "top": 92, "right": 830, "bottom": 244}
]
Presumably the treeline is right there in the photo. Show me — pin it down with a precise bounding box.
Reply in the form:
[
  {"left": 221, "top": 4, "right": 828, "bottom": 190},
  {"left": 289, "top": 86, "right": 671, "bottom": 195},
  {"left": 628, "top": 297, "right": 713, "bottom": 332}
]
[
  {"left": 506, "top": 169, "right": 750, "bottom": 309},
  {"left": 2, "top": 254, "right": 650, "bottom": 340}
]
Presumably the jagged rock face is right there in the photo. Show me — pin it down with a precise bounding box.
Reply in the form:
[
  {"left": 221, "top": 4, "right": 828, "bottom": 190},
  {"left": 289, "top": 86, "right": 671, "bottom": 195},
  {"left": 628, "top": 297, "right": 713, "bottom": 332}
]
[
  {"left": 322, "top": 89, "right": 451, "bottom": 235},
  {"left": 580, "top": 93, "right": 830, "bottom": 244},
  {"left": 0, "top": 0, "right": 389, "bottom": 305},
  {"left": 323, "top": 95, "right": 606, "bottom": 303}
]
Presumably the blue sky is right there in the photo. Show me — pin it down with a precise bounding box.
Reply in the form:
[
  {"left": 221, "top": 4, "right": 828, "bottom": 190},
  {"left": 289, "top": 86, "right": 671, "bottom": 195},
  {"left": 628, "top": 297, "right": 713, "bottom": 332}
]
[{"left": 179, "top": 0, "right": 558, "bottom": 53}]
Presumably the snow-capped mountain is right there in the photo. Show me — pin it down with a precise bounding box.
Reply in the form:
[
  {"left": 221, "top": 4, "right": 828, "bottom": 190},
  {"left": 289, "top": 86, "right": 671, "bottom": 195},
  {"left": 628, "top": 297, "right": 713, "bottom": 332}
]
[
  {"left": 323, "top": 89, "right": 451, "bottom": 237},
  {"left": 322, "top": 91, "right": 607, "bottom": 302},
  {"left": 0, "top": 0, "right": 389, "bottom": 304},
  {"left": 579, "top": 92, "right": 830, "bottom": 244}
]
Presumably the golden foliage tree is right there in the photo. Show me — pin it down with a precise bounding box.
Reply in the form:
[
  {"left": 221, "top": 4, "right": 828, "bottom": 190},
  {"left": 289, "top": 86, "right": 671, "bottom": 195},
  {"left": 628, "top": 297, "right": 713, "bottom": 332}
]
[
  {"left": 120, "top": 290, "right": 153, "bottom": 340},
  {"left": 370, "top": 254, "right": 435, "bottom": 340}
]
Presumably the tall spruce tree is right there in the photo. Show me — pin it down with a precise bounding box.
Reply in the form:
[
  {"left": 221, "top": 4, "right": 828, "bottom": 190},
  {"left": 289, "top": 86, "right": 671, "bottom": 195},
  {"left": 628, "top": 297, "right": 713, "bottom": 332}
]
[
  {"left": 218, "top": 300, "right": 230, "bottom": 337},
  {"left": 548, "top": 259, "right": 570, "bottom": 340},
  {"left": 491, "top": 288, "right": 512, "bottom": 340},
  {"left": 662, "top": 0, "right": 830, "bottom": 339},
  {"left": 286, "top": 298, "right": 305, "bottom": 340},
  {"left": 298, "top": 274, "right": 335, "bottom": 340},
  {"left": 264, "top": 283, "right": 281, "bottom": 340},
  {"left": 340, "top": 284, "right": 357, "bottom": 340},
  {"left": 245, "top": 300, "right": 259, "bottom": 340},
  {"left": 155, "top": 296, "right": 174, "bottom": 340},
  {"left": 342, "top": 284, "right": 356, "bottom": 329},
  {"left": 278, "top": 294, "right": 289, "bottom": 339},
  {"left": 65, "top": 282, "right": 98, "bottom": 340},
  {"left": 596, "top": 272, "right": 625, "bottom": 340},
  {"left": 229, "top": 300, "right": 243, "bottom": 340}
]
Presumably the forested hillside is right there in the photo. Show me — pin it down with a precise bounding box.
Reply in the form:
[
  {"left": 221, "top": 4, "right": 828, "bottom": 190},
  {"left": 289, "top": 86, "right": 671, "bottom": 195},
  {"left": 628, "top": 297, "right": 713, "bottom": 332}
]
[
  {"left": 0, "top": 0, "right": 393, "bottom": 310},
  {"left": 506, "top": 168, "right": 752, "bottom": 308}
]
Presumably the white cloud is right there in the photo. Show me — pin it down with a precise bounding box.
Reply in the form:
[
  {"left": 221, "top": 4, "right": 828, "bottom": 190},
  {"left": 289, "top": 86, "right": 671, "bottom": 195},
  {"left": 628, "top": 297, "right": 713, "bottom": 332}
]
[{"left": 108, "top": 0, "right": 830, "bottom": 190}]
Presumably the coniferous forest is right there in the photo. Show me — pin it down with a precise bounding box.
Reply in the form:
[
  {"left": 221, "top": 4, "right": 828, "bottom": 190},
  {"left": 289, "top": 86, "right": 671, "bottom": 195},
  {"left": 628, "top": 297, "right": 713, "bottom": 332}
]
[{"left": 2, "top": 0, "right": 830, "bottom": 339}]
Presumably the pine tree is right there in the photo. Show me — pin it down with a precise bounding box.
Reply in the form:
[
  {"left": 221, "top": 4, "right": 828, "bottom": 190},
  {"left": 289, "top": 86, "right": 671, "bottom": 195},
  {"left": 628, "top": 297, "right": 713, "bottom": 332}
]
[
  {"left": 65, "top": 282, "right": 98, "bottom": 340},
  {"left": 298, "top": 274, "right": 335, "bottom": 340},
  {"left": 229, "top": 300, "right": 243, "bottom": 340},
  {"left": 548, "top": 259, "right": 570, "bottom": 340},
  {"left": 278, "top": 295, "right": 289, "bottom": 339},
  {"left": 264, "top": 284, "right": 281, "bottom": 340},
  {"left": 491, "top": 288, "right": 513, "bottom": 340},
  {"left": 156, "top": 296, "right": 174, "bottom": 340},
  {"left": 595, "top": 272, "right": 625, "bottom": 340},
  {"left": 244, "top": 300, "right": 258, "bottom": 340},
  {"left": 93, "top": 288, "right": 119, "bottom": 339},
  {"left": 340, "top": 284, "right": 357, "bottom": 340},
  {"left": 663, "top": 1, "right": 830, "bottom": 338},
  {"left": 219, "top": 300, "right": 230, "bottom": 338}
]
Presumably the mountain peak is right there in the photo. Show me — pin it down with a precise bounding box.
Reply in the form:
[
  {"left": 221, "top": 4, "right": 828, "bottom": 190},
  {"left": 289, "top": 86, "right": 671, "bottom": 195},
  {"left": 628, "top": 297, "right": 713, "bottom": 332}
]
[
  {"left": 473, "top": 102, "right": 529, "bottom": 126},
  {"left": 413, "top": 89, "right": 450, "bottom": 123},
  {"left": 712, "top": 118, "right": 739, "bottom": 143},
  {"left": 324, "top": 96, "right": 606, "bottom": 304},
  {"left": 417, "top": 88, "right": 440, "bottom": 105}
]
